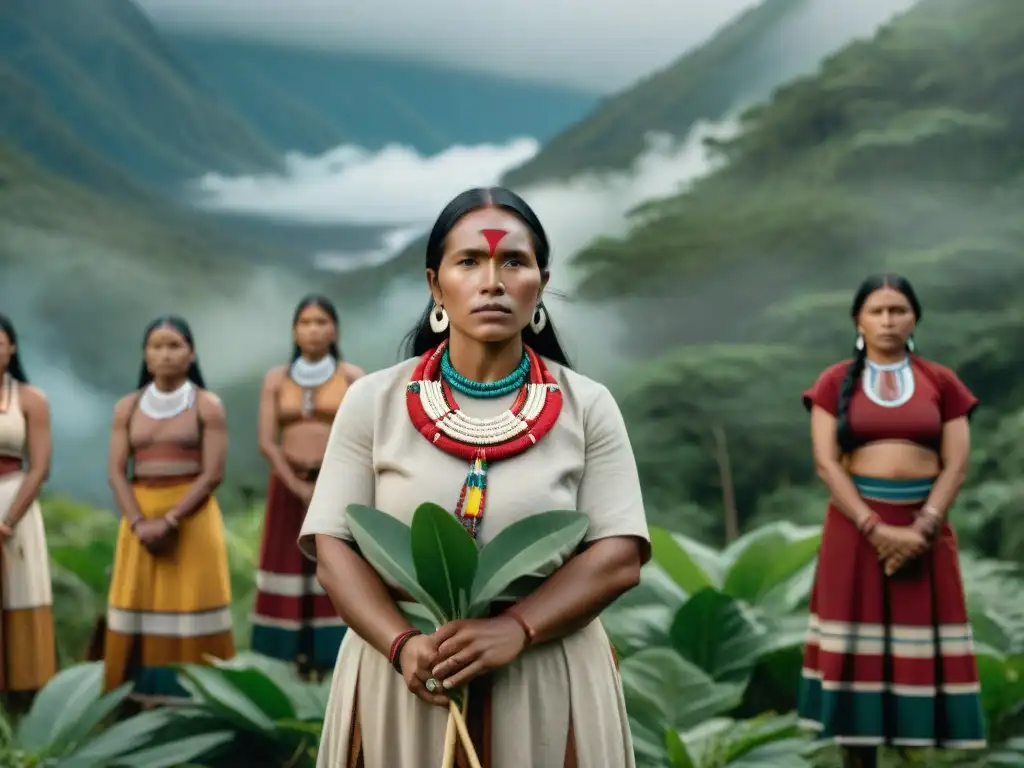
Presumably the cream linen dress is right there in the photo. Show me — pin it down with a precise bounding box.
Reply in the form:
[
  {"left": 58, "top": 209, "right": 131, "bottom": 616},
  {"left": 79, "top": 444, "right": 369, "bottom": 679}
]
[
  {"left": 0, "top": 375, "right": 55, "bottom": 690},
  {"left": 298, "top": 356, "right": 650, "bottom": 768}
]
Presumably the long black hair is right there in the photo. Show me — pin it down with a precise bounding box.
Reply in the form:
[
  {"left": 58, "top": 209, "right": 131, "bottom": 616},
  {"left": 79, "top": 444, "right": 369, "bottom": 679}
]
[
  {"left": 137, "top": 315, "right": 207, "bottom": 389},
  {"left": 0, "top": 313, "right": 28, "bottom": 383},
  {"left": 400, "top": 186, "right": 572, "bottom": 368},
  {"left": 291, "top": 294, "right": 342, "bottom": 361},
  {"left": 836, "top": 273, "right": 922, "bottom": 452}
]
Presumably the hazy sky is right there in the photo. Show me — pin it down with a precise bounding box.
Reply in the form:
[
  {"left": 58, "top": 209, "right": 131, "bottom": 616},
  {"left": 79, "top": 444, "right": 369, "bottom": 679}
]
[{"left": 137, "top": 0, "right": 760, "bottom": 92}]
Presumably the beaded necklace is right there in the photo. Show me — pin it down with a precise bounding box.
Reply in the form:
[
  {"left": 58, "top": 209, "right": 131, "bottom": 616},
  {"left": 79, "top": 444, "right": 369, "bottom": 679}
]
[
  {"left": 439, "top": 348, "right": 528, "bottom": 398},
  {"left": 406, "top": 340, "right": 562, "bottom": 537},
  {"left": 862, "top": 357, "right": 915, "bottom": 408}
]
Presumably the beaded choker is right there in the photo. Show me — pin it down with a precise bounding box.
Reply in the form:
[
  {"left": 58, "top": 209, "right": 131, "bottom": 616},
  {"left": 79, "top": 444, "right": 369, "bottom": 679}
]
[
  {"left": 406, "top": 341, "right": 562, "bottom": 537},
  {"left": 440, "top": 348, "right": 529, "bottom": 398}
]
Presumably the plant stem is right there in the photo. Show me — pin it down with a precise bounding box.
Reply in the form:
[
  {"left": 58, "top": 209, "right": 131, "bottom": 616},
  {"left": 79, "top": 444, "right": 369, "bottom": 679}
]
[{"left": 448, "top": 698, "right": 482, "bottom": 768}]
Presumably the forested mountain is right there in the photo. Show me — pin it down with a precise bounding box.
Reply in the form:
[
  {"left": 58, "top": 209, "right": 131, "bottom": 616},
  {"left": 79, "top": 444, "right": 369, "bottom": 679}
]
[
  {"left": 503, "top": 0, "right": 914, "bottom": 187},
  {"left": 570, "top": 0, "right": 1024, "bottom": 564},
  {"left": 164, "top": 34, "right": 597, "bottom": 157},
  {"left": 0, "top": 0, "right": 281, "bottom": 186}
]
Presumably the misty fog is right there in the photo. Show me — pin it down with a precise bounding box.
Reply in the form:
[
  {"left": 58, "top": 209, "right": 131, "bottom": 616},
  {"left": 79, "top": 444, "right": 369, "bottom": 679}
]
[{"left": 5, "top": 0, "right": 917, "bottom": 505}]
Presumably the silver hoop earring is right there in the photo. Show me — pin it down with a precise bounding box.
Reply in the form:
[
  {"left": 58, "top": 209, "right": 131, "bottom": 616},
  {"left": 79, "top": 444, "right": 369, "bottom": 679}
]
[
  {"left": 855, "top": 333, "right": 864, "bottom": 351},
  {"left": 530, "top": 304, "right": 547, "bottom": 334},
  {"left": 429, "top": 304, "right": 449, "bottom": 333}
]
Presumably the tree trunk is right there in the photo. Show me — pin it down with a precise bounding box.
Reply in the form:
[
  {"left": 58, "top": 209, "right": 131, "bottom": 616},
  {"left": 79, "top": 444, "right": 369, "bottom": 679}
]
[{"left": 711, "top": 425, "right": 739, "bottom": 543}]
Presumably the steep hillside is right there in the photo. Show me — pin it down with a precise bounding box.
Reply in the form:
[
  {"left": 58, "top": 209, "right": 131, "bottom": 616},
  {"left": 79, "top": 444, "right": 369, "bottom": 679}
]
[
  {"left": 0, "top": 0, "right": 280, "bottom": 185},
  {"left": 576, "top": 0, "right": 1024, "bottom": 559},
  {"left": 164, "top": 35, "right": 597, "bottom": 155},
  {"left": 503, "top": 0, "right": 913, "bottom": 187}
]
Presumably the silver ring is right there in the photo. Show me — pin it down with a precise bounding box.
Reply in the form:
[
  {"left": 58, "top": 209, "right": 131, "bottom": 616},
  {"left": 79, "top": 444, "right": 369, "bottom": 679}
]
[{"left": 425, "top": 677, "right": 439, "bottom": 693}]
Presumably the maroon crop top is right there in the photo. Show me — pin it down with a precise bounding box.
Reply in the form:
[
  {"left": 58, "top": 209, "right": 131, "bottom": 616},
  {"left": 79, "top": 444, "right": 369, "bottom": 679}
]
[{"left": 802, "top": 356, "right": 978, "bottom": 452}]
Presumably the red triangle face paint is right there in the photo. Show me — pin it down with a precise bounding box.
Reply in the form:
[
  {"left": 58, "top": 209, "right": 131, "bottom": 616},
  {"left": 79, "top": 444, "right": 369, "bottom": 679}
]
[{"left": 480, "top": 228, "right": 508, "bottom": 256}]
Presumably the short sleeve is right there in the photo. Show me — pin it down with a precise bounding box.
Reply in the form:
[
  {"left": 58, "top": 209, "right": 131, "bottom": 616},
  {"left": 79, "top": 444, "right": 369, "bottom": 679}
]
[
  {"left": 577, "top": 385, "right": 651, "bottom": 564},
  {"left": 802, "top": 364, "right": 844, "bottom": 415},
  {"left": 939, "top": 367, "right": 979, "bottom": 422},
  {"left": 298, "top": 376, "right": 376, "bottom": 560}
]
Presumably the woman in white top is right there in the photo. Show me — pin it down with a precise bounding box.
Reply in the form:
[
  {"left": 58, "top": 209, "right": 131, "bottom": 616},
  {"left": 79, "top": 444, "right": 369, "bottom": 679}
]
[
  {"left": 299, "top": 186, "right": 651, "bottom": 767},
  {"left": 0, "top": 313, "right": 56, "bottom": 707}
]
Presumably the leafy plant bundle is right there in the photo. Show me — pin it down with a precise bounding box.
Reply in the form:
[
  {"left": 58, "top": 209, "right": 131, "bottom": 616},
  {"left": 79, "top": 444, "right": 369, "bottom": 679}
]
[
  {"left": 346, "top": 501, "right": 589, "bottom": 767},
  {"left": 346, "top": 501, "right": 589, "bottom": 628}
]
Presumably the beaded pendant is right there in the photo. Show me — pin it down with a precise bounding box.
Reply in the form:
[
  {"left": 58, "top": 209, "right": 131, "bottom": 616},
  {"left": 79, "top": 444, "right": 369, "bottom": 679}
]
[{"left": 406, "top": 340, "right": 562, "bottom": 538}]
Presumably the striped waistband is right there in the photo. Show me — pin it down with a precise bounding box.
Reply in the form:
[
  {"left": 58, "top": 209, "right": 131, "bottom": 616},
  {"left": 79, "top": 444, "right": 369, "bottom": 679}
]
[{"left": 851, "top": 475, "right": 935, "bottom": 503}]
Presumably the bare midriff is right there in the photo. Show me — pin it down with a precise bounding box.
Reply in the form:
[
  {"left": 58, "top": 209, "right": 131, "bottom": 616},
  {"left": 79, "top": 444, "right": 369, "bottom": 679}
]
[
  {"left": 129, "top": 408, "right": 202, "bottom": 482},
  {"left": 277, "top": 371, "right": 348, "bottom": 473},
  {"left": 846, "top": 440, "right": 940, "bottom": 480}
]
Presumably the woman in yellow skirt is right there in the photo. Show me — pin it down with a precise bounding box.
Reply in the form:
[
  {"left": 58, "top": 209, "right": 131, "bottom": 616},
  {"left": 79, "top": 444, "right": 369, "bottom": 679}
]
[
  {"left": 104, "top": 315, "right": 235, "bottom": 702},
  {"left": 0, "top": 314, "right": 56, "bottom": 709}
]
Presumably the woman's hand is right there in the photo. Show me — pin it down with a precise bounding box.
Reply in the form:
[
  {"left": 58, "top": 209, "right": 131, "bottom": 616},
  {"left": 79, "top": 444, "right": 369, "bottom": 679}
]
[
  {"left": 134, "top": 519, "right": 176, "bottom": 554},
  {"left": 869, "top": 524, "right": 927, "bottom": 564},
  {"left": 399, "top": 634, "right": 449, "bottom": 707},
  {"left": 0, "top": 521, "right": 12, "bottom": 542},
  {"left": 291, "top": 480, "right": 315, "bottom": 507},
  {"left": 430, "top": 616, "right": 528, "bottom": 690}
]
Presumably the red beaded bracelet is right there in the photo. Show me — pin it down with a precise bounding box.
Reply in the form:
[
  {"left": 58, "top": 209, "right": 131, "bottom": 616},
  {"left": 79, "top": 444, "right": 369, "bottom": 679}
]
[
  {"left": 505, "top": 608, "right": 536, "bottom": 647},
  {"left": 859, "top": 513, "right": 881, "bottom": 538},
  {"left": 389, "top": 629, "right": 421, "bottom": 672}
]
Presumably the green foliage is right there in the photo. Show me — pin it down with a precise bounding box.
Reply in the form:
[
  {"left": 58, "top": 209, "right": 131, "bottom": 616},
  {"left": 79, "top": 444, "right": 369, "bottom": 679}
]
[
  {"left": 503, "top": 0, "right": 812, "bottom": 185},
  {"left": 347, "top": 502, "right": 589, "bottom": 625},
  {"left": 0, "top": 0, "right": 279, "bottom": 186}
]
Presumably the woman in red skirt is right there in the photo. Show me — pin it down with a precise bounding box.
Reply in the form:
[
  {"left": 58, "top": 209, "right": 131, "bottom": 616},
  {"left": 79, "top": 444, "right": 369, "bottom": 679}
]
[
  {"left": 251, "top": 295, "right": 365, "bottom": 677},
  {"left": 798, "top": 274, "right": 986, "bottom": 767}
]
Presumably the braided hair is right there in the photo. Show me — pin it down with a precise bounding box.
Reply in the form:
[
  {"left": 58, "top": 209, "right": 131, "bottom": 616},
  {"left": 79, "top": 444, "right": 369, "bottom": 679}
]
[{"left": 835, "top": 274, "right": 922, "bottom": 452}]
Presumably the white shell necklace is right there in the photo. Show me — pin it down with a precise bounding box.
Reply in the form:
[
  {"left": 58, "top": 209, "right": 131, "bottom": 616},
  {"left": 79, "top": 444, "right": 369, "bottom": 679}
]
[
  {"left": 139, "top": 380, "right": 196, "bottom": 420},
  {"left": 862, "top": 357, "right": 915, "bottom": 408},
  {"left": 289, "top": 355, "right": 337, "bottom": 388}
]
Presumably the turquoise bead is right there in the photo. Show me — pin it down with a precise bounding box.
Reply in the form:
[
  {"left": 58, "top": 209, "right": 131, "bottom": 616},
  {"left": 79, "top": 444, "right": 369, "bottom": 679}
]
[{"left": 440, "top": 349, "right": 530, "bottom": 399}]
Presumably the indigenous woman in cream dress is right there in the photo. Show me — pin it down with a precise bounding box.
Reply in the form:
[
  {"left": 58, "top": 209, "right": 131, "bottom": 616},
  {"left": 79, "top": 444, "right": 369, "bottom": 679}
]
[
  {"left": 104, "top": 315, "right": 234, "bottom": 702},
  {"left": 0, "top": 314, "right": 56, "bottom": 704},
  {"left": 252, "top": 295, "right": 364, "bottom": 677},
  {"left": 299, "top": 187, "right": 650, "bottom": 768}
]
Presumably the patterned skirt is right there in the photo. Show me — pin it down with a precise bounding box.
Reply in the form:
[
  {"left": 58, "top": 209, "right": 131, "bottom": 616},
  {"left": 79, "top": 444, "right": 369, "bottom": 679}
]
[
  {"left": 104, "top": 480, "right": 235, "bottom": 699},
  {"left": 798, "top": 475, "right": 987, "bottom": 749},
  {"left": 251, "top": 473, "right": 346, "bottom": 672}
]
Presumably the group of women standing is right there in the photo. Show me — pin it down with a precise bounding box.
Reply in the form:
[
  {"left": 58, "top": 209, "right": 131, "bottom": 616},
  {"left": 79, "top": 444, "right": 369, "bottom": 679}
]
[{"left": 0, "top": 185, "right": 992, "bottom": 767}]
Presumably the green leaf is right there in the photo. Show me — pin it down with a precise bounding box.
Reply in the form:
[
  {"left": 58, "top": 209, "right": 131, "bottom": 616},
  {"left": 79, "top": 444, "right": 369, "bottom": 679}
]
[
  {"left": 468, "top": 510, "right": 588, "bottom": 616},
  {"left": 346, "top": 503, "right": 448, "bottom": 625},
  {"left": 410, "top": 502, "right": 479, "bottom": 622},
  {"left": 110, "top": 731, "right": 235, "bottom": 768},
  {"left": 650, "top": 527, "right": 720, "bottom": 595},
  {"left": 665, "top": 728, "right": 698, "bottom": 768},
  {"left": 176, "top": 665, "right": 276, "bottom": 733},
  {"left": 669, "top": 588, "right": 772, "bottom": 682},
  {"left": 17, "top": 662, "right": 104, "bottom": 752},
  {"left": 619, "top": 647, "right": 744, "bottom": 732},
  {"left": 721, "top": 523, "right": 821, "bottom": 604},
  {"left": 210, "top": 653, "right": 324, "bottom": 721},
  {"left": 60, "top": 709, "right": 180, "bottom": 766},
  {"left": 51, "top": 683, "right": 134, "bottom": 756}
]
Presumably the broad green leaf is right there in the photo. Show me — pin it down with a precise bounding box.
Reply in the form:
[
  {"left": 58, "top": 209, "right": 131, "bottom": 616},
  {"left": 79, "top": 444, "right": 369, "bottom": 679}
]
[
  {"left": 410, "top": 502, "right": 479, "bottom": 621},
  {"left": 60, "top": 709, "right": 179, "bottom": 765},
  {"left": 210, "top": 653, "right": 324, "bottom": 720},
  {"left": 110, "top": 731, "right": 235, "bottom": 768},
  {"left": 665, "top": 728, "right": 698, "bottom": 768},
  {"left": 650, "top": 527, "right": 720, "bottom": 595},
  {"left": 346, "top": 503, "right": 448, "bottom": 625},
  {"left": 619, "top": 647, "right": 744, "bottom": 731},
  {"left": 630, "top": 713, "right": 670, "bottom": 768},
  {"left": 177, "top": 665, "right": 276, "bottom": 733},
  {"left": 17, "top": 662, "right": 104, "bottom": 751},
  {"left": 721, "top": 713, "right": 807, "bottom": 762},
  {"left": 721, "top": 523, "right": 821, "bottom": 604},
  {"left": 51, "top": 683, "right": 134, "bottom": 756},
  {"left": 669, "top": 588, "right": 772, "bottom": 682},
  {"left": 468, "top": 510, "right": 588, "bottom": 616},
  {"left": 206, "top": 667, "right": 296, "bottom": 721}
]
